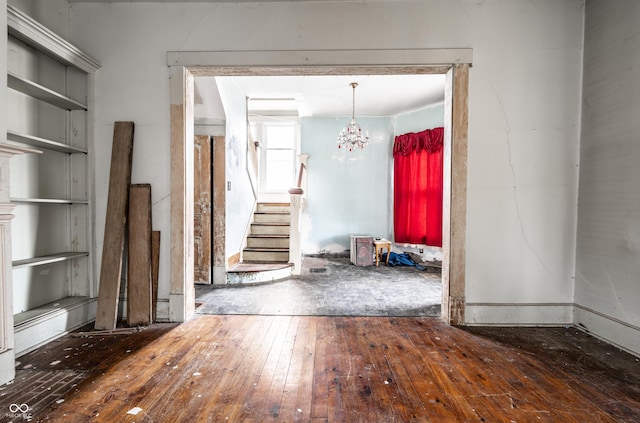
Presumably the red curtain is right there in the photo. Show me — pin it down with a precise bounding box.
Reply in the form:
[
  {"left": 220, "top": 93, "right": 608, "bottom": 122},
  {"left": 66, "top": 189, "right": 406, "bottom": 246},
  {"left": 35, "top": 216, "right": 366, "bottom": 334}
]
[{"left": 393, "top": 127, "right": 444, "bottom": 247}]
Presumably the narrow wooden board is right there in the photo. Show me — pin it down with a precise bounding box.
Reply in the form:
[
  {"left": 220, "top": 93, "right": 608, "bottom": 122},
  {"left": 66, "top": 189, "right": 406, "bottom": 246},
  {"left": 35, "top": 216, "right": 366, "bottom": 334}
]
[
  {"left": 151, "top": 231, "right": 161, "bottom": 322},
  {"left": 94, "top": 121, "right": 134, "bottom": 330},
  {"left": 213, "top": 136, "right": 226, "bottom": 272},
  {"left": 194, "top": 135, "right": 211, "bottom": 284},
  {"left": 127, "top": 184, "right": 153, "bottom": 326}
]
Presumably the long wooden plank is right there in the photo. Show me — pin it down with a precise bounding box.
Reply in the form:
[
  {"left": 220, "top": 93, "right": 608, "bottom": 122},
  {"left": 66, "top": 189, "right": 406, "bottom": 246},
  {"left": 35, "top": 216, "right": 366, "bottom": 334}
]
[
  {"left": 151, "top": 231, "right": 161, "bottom": 321},
  {"left": 194, "top": 135, "right": 211, "bottom": 284},
  {"left": 279, "top": 317, "right": 314, "bottom": 422},
  {"left": 127, "top": 184, "right": 153, "bottom": 326},
  {"left": 310, "top": 317, "right": 329, "bottom": 420},
  {"left": 224, "top": 316, "right": 292, "bottom": 422},
  {"left": 95, "top": 121, "right": 134, "bottom": 330}
]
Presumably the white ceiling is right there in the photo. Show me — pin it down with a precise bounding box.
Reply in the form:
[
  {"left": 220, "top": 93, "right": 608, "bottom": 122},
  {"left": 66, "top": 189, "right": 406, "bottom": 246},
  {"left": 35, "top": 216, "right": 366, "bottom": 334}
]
[{"left": 225, "top": 74, "right": 445, "bottom": 118}]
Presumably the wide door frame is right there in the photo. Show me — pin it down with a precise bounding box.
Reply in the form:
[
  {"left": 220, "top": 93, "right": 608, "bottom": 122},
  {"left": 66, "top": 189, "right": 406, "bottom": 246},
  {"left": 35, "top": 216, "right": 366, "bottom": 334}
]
[{"left": 168, "top": 49, "right": 471, "bottom": 324}]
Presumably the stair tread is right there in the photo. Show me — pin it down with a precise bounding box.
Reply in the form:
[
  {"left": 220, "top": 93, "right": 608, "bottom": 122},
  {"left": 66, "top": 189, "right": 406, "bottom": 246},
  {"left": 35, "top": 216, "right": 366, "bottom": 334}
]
[
  {"left": 248, "top": 234, "right": 290, "bottom": 238},
  {"left": 251, "top": 222, "right": 290, "bottom": 226},
  {"left": 244, "top": 247, "right": 289, "bottom": 252},
  {"left": 228, "top": 262, "right": 292, "bottom": 272}
]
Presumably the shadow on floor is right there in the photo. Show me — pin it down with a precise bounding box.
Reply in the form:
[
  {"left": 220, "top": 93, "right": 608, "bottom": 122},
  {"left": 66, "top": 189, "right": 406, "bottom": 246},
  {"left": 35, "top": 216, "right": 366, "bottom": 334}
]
[{"left": 195, "top": 256, "right": 442, "bottom": 317}]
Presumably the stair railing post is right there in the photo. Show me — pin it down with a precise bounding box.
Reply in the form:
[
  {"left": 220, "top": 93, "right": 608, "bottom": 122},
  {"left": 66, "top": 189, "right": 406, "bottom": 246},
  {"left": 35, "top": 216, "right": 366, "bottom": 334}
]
[
  {"left": 289, "top": 193, "right": 302, "bottom": 275},
  {"left": 288, "top": 154, "right": 308, "bottom": 275}
]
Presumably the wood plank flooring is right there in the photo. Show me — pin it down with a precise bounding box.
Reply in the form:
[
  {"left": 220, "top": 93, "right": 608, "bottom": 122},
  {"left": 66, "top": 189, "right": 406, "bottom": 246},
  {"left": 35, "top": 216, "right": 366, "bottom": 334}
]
[{"left": 2, "top": 315, "right": 639, "bottom": 422}]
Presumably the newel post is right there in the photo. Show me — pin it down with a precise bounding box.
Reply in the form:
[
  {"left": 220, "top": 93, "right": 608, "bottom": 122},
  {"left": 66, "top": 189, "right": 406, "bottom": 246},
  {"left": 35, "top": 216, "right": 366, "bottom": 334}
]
[{"left": 288, "top": 154, "right": 309, "bottom": 275}]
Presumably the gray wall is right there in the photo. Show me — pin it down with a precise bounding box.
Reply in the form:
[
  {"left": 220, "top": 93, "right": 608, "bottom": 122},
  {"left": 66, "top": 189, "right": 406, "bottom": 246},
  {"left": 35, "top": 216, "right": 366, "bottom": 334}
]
[
  {"left": 66, "top": 0, "right": 584, "bottom": 327},
  {"left": 575, "top": 0, "right": 640, "bottom": 354}
]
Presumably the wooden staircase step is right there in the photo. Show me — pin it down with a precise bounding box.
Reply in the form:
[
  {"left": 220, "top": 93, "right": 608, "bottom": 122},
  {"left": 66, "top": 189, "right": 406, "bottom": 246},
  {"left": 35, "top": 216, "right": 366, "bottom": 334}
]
[
  {"left": 247, "top": 235, "right": 290, "bottom": 249},
  {"left": 243, "top": 247, "right": 290, "bottom": 263},
  {"left": 257, "top": 202, "right": 290, "bottom": 213},
  {"left": 253, "top": 212, "right": 290, "bottom": 223},
  {"left": 250, "top": 223, "right": 290, "bottom": 235}
]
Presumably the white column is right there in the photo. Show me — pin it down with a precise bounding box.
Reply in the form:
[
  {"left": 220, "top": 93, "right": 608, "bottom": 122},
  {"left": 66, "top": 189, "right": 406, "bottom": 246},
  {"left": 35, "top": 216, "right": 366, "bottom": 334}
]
[{"left": 0, "top": 144, "right": 41, "bottom": 385}]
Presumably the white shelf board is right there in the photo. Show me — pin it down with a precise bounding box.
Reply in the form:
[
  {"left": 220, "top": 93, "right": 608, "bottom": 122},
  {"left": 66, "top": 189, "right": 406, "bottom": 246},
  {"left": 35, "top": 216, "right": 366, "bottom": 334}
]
[
  {"left": 7, "top": 130, "right": 87, "bottom": 154},
  {"left": 8, "top": 72, "right": 87, "bottom": 111},
  {"left": 8, "top": 5, "right": 101, "bottom": 74},
  {"left": 12, "top": 198, "right": 89, "bottom": 205},
  {"left": 12, "top": 252, "right": 89, "bottom": 269},
  {"left": 14, "top": 296, "right": 90, "bottom": 326}
]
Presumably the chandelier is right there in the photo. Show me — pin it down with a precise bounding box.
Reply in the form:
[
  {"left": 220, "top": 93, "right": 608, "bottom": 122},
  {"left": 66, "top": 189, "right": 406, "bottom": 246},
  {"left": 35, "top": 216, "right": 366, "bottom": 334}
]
[{"left": 337, "top": 82, "right": 369, "bottom": 151}]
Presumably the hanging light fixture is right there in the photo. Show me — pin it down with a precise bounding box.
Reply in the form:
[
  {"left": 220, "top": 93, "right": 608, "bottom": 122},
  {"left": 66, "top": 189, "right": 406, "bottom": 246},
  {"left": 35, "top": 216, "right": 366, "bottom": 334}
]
[{"left": 337, "top": 82, "right": 369, "bottom": 151}]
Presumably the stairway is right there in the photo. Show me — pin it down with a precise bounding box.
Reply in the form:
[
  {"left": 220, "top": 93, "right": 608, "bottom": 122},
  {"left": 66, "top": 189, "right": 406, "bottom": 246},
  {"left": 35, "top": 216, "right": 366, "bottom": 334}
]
[
  {"left": 243, "top": 202, "right": 290, "bottom": 263},
  {"left": 227, "top": 202, "right": 292, "bottom": 284}
]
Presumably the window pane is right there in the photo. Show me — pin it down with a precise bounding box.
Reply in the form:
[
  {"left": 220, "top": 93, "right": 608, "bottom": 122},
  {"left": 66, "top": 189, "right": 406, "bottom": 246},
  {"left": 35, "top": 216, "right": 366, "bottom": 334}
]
[
  {"left": 266, "top": 125, "right": 294, "bottom": 149},
  {"left": 265, "top": 150, "right": 294, "bottom": 190}
]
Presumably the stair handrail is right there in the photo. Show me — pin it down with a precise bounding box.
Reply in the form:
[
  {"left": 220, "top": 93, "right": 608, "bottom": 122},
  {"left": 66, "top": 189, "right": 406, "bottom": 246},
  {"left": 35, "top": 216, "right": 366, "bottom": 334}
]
[{"left": 288, "top": 162, "right": 306, "bottom": 195}]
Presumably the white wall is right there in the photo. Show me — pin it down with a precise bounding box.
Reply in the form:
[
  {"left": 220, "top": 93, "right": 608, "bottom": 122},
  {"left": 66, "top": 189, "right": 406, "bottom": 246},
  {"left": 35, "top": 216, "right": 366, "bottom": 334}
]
[
  {"left": 1, "top": 2, "right": 6, "bottom": 181},
  {"left": 8, "top": 0, "right": 70, "bottom": 38},
  {"left": 215, "top": 78, "right": 254, "bottom": 261},
  {"left": 575, "top": 0, "right": 640, "bottom": 354},
  {"left": 68, "top": 0, "right": 584, "bottom": 323},
  {"left": 0, "top": 0, "right": 10, "bottom": 386},
  {"left": 193, "top": 76, "right": 225, "bottom": 136}
]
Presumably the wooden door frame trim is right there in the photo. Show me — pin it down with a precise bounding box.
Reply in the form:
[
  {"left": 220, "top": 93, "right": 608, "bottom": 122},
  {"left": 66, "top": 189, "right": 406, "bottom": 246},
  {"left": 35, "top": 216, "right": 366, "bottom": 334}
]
[{"left": 168, "top": 49, "right": 470, "bottom": 325}]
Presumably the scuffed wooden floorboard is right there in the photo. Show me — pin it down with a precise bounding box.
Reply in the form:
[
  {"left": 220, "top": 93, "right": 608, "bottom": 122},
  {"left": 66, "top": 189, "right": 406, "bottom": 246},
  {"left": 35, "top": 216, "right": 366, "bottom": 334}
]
[{"left": 2, "top": 315, "right": 635, "bottom": 422}]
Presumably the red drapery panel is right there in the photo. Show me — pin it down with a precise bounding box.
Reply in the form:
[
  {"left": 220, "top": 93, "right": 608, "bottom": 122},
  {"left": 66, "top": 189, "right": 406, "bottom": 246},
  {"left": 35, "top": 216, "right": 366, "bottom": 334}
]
[{"left": 393, "top": 127, "right": 444, "bottom": 247}]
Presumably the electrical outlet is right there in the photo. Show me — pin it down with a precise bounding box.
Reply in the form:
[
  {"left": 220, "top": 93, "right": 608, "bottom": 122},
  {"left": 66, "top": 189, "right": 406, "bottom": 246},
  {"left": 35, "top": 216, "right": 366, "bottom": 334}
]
[{"left": 227, "top": 181, "right": 231, "bottom": 191}]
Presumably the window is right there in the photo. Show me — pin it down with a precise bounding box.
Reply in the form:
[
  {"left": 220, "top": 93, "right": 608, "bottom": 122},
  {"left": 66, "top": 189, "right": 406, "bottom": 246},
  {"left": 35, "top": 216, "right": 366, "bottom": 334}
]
[{"left": 261, "top": 123, "right": 297, "bottom": 192}]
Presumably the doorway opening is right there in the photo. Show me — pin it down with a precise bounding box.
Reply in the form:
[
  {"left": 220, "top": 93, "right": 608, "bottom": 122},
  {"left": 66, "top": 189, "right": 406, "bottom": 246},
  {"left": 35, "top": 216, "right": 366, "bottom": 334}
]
[{"left": 168, "top": 49, "right": 470, "bottom": 325}]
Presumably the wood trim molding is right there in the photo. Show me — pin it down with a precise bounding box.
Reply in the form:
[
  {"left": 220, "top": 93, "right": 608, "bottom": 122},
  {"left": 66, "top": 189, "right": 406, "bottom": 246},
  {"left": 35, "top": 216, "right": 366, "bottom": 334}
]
[
  {"left": 0, "top": 142, "right": 41, "bottom": 158},
  {"left": 169, "top": 50, "right": 472, "bottom": 324},
  {"left": 169, "top": 66, "right": 195, "bottom": 322},
  {"left": 441, "top": 64, "right": 469, "bottom": 326},
  {"left": 168, "top": 49, "right": 472, "bottom": 69}
]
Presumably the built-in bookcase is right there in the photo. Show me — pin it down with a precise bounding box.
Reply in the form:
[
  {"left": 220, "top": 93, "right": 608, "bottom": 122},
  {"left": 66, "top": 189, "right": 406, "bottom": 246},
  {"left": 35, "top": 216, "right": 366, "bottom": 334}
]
[{"left": 6, "top": 5, "right": 100, "bottom": 356}]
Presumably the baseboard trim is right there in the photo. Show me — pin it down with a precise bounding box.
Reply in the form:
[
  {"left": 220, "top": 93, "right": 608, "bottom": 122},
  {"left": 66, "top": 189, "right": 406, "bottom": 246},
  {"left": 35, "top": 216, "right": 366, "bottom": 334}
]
[
  {"left": 465, "top": 302, "right": 573, "bottom": 326},
  {"left": 14, "top": 297, "right": 97, "bottom": 357},
  {"left": 574, "top": 304, "right": 640, "bottom": 357}
]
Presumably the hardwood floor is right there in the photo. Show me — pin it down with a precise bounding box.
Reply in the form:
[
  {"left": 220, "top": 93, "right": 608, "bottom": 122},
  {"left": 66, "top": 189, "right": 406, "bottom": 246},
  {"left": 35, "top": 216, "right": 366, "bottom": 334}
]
[{"left": 2, "top": 315, "right": 639, "bottom": 422}]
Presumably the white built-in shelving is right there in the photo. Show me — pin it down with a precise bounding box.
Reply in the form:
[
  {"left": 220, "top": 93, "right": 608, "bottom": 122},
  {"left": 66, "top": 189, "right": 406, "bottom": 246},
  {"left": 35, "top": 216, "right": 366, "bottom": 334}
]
[
  {"left": 8, "top": 130, "right": 87, "bottom": 154},
  {"left": 6, "top": 5, "right": 101, "bottom": 356},
  {"left": 8, "top": 72, "right": 88, "bottom": 111}
]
